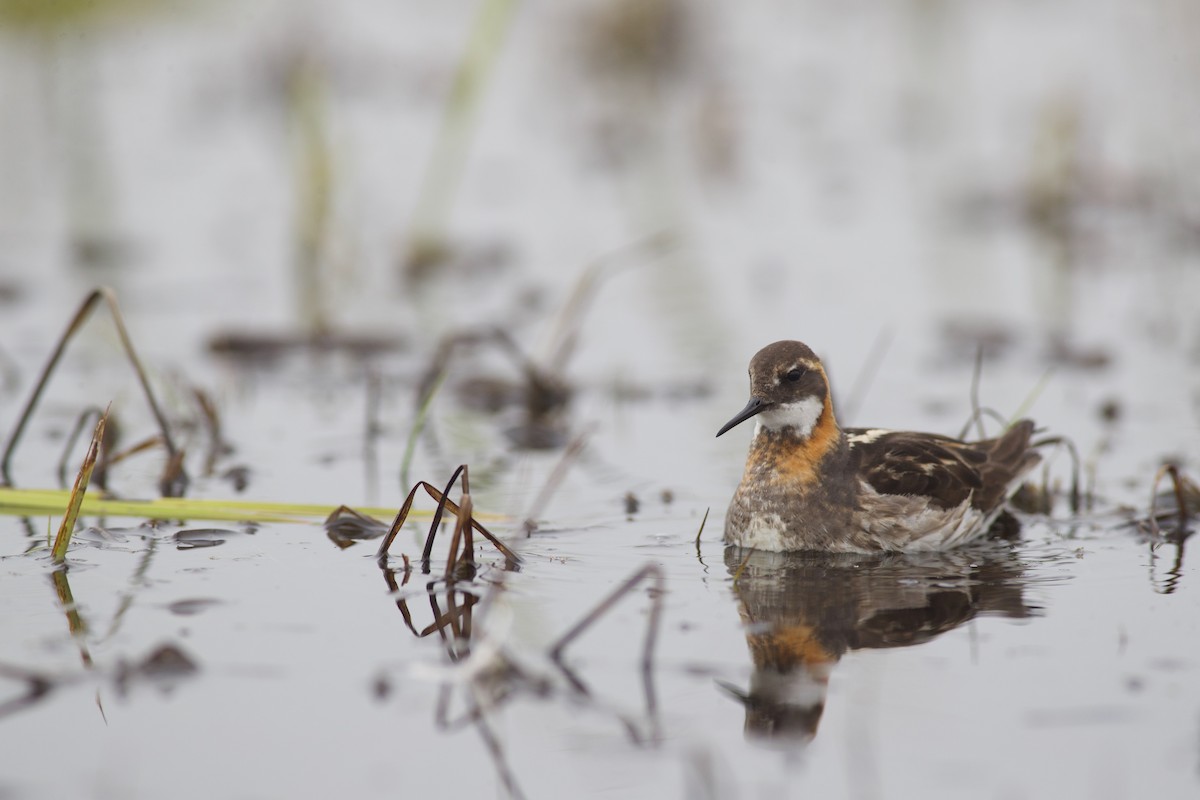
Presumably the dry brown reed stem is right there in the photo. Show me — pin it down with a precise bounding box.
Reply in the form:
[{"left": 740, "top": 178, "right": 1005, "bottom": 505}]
[
  {"left": 50, "top": 570, "right": 93, "bottom": 668},
  {"left": 956, "top": 344, "right": 1046, "bottom": 442},
  {"left": 1148, "top": 464, "right": 1191, "bottom": 541},
  {"left": 416, "top": 327, "right": 563, "bottom": 417},
  {"left": 374, "top": 465, "right": 519, "bottom": 570},
  {"left": 382, "top": 561, "right": 478, "bottom": 660},
  {"left": 191, "top": 387, "right": 230, "bottom": 477},
  {"left": 692, "top": 507, "right": 710, "bottom": 564},
  {"left": 444, "top": 493, "right": 476, "bottom": 582},
  {"left": 693, "top": 507, "right": 709, "bottom": 545},
  {"left": 103, "top": 438, "right": 163, "bottom": 470},
  {"left": 0, "top": 664, "right": 54, "bottom": 721},
  {"left": 1146, "top": 466, "right": 1192, "bottom": 593},
  {"left": 420, "top": 465, "right": 468, "bottom": 569},
  {"left": 428, "top": 679, "right": 532, "bottom": 797},
  {"left": 548, "top": 563, "right": 665, "bottom": 728},
  {"left": 522, "top": 429, "right": 592, "bottom": 535},
  {"left": 541, "top": 231, "right": 676, "bottom": 374},
  {"left": 51, "top": 407, "right": 108, "bottom": 566},
  {"left": 469, "top": 703, "right": 528, "bottom": 800},
  {"left": 1031, "top": 435, "right": 1082, "bottom": 513},
  {"left": 1149, "top": 544, "right": 1186, "bottom": 595},
  {"left": 381, "top": 566, "right": 423, "bottom": 637},
  {"left": 0, "top": 287, "right": 185, "bottom": 495},
  {"left": 730, "top": 547, "right": 755, "bottom": 587},
  {"left": 428, "top": 598, "right": 475, "bottom": 644},
  {"left": 97, "top": 437, "right": 162, "bottom": 470}
]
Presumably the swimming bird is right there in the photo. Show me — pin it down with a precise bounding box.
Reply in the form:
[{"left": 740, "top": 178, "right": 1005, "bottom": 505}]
[{"left": 717, "top": 340, "right": 1041, "bottom": 552}]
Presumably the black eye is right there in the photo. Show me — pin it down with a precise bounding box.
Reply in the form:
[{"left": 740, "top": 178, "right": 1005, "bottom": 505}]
[{"left": 785, "top": 368, "right": 805, "bottom": 383}]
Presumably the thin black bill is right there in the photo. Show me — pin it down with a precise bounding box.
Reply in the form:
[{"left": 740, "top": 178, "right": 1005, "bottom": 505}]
[{"left": 716, "top": 397, "right": 769, "bottom": 437}]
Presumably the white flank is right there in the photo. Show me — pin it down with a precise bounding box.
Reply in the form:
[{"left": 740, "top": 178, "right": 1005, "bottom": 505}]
[
  {"left": 735, "top": 512, "right": 788, "bottom": 551},
  {"left": 753, "top": 396, "right": 825, "bottom": 438},
  {"left": 856, "top": 480, "right": 990, "bottom": 550}
]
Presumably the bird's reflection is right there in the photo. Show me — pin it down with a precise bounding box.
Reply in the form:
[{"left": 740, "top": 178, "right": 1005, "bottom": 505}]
[{"left": 722, "top": 541, "right": 1036, "bottom": 744}]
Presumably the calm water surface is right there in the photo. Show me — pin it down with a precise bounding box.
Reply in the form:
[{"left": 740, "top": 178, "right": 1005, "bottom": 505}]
[{"left": 2, "top": 0, "right": 1199, "bottom": 797}]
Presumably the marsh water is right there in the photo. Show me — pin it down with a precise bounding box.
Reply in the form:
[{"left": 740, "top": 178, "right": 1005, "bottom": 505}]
[{"left": 2, "top": 1, "right": 1200, "bottom": 798}]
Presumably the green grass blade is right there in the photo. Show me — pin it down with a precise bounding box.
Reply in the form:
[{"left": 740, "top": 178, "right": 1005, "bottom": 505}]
[{"left": 1, "top": 487, "right": 505, "bottom": 525}]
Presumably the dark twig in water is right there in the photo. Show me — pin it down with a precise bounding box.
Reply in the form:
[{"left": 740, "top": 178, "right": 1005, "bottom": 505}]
[
  {"left": 693, "top": 507, "right": 710, "bottom": 564},
  {"left": 522, "top": 429, "right": 592, "bottom": 535},
  {"left": 1031, "top": 435, "right": 1082, "bottom": 513},
  {"left": 51, "top": 407, "right": 109, "bottom": 566},
  {"left": 374, "top": 465, "right": 519, "bottom": 571},
  {"left": 102, "top": 437, "right": 164, "bottom": 472},
  {"left": 0, "top": 287, "right": 186, "bottom": 496},
  {"left": 381, "top": 566, "right": 423, "bottom": 637},
  {"left": 420, "top": 464, "right": 469, "bottom": 570},
  {"left": 730, "top": 546, "right": 755, "bottom": 587},
  {"left": 1144, "top": 466, "right": 1196, "bottom": 594},
  {"left": 0, "top": 663, "right": 55, "bottom": 721},
  {"left": 694, "top": 507, "right": 709, "bottom": 545},
  {"left": 1148, "top": 539, "right": 1187, "bottom": 595},
  {"left": 50, "top": 569, "right": 93, "bottom": 669},
  {"left": 375, "top": 483, "right": 426, "bottom": 564},
  {"left": 381, "top": 562, "right": 479, "bottom": 659},
  {"left": 548, "top": 563, "right": 664, "bottom": 735},
  {"left": 418, "top": 327, "right": 568, "bottom": 417},
  {"left": 192, "top": 387, "right": 231, "bottom": 478},
  {"left": 470, "top": 700, "right": 529, "bottom": 800},
  {"left": 1147, "top": 464, "right": 1192, "bottom": 541},
  {"left": 443, "top": 492, "right": 477, "bottom": 583}
]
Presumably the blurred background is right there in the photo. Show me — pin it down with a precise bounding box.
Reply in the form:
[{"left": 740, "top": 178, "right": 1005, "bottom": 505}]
[
  {"left": 2, "top": 0, "right": 1197, "bottom": 494},
  {"left": 0, "top": 0, "right": 1198, "bottom": 501},
  {"left": 2, "top": 3, "right": 1200, "bottom": 798},
  {"left": 2, "top": 1, "right": 1197, "bottom": 349}
]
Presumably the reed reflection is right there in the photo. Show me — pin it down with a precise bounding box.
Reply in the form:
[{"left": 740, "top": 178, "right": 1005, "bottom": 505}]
[{"left": 722, "top": 542, "right": 1036, "bottom": 743}]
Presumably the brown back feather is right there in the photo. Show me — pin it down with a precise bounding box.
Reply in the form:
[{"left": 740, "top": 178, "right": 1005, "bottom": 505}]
[
  {"left": 974, "top": 419, "right": 1040, "bottom": 509},
  {"left": 848, "top": 420, "right": 1040, "bottom": 512}
]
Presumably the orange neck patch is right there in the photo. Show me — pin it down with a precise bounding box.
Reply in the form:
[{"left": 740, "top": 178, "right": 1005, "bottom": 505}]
[{"left": 747, "top": 394, "right": 841, "bottom": 487}]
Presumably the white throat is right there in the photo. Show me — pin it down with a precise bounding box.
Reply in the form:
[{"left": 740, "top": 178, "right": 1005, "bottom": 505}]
[{"left": 753, "top": 396, "right": 825, "bottom": 438}]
